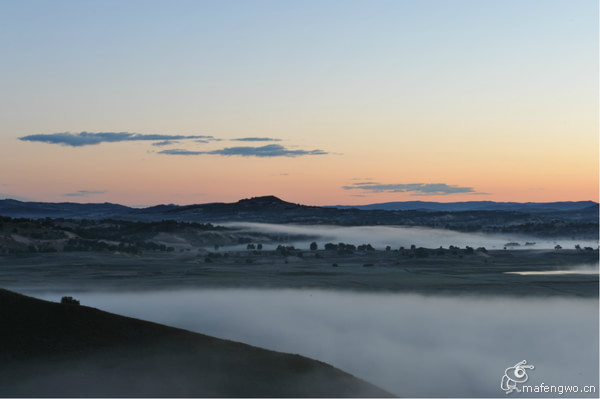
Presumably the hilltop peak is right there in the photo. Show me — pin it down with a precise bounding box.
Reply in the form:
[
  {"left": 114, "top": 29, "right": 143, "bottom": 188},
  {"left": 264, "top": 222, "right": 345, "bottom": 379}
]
[
  {"left": 233, "top": 195, "right": 302, "bottom": 210},
  {"left": 237, "top": 195, "right": 289, "bottom": 205}
]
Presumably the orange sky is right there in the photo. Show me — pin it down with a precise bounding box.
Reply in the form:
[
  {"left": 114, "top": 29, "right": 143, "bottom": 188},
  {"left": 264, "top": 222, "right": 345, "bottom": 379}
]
[{"left": 0, "top": 0, "right": 597, "bottom": 206}]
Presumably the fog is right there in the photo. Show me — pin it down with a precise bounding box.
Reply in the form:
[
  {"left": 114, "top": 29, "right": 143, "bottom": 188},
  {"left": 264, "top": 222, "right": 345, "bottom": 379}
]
[
  {"left": 30, "top": 289, "right": 599, "bottom": 397},
  {"left": 221, "top": 222, "right": 598, "bottom": 251},
  {"left": 506, "top": 264, "right": 600, "bottom": 276}
]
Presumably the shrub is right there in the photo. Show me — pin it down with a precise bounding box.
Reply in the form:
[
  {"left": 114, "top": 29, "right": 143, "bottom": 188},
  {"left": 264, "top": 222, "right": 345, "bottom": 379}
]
[{"left": 61, "top": 296, "right": 80, "bottom": 305}]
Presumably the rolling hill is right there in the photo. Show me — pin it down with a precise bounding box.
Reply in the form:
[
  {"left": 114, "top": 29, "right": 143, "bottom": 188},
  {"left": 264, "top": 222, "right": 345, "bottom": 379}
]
[
  {"left": 0, "top": 196, "right": 597, "bottom": 237},
  {"left": 0, "top": 288, "right": 391, "bottom": 397}
]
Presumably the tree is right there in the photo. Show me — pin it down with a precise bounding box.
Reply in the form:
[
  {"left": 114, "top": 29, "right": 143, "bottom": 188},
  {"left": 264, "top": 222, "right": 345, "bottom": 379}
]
[
  {"left": 310, "top": 241, "right": 317, "bottom": 251},
  {"left": 61, "top": 296, "right": 80, "bottom": 305}
]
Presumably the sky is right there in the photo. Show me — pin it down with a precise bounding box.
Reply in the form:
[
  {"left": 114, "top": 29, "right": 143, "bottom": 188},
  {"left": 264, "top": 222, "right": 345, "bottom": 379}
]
[{"left": 0, "top": 0, "right": 598, "bottom": 206}]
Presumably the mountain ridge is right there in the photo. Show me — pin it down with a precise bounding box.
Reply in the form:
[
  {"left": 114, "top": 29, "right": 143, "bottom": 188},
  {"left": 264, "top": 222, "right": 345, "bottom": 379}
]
[
  {"left": 328, "top": 200, "right": 599, "bottom": 212},
  {"left": 0, "top": 195, "right": 597, "bottom": 239},
  {"left": 1, "top": 195, "right": 597, "bottom": 215},
  {"left": 0, "top": 196, "right": 597, "bottom": 237}
]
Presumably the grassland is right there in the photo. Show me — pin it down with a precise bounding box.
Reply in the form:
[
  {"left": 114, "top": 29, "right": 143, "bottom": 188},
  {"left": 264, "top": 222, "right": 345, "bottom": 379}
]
[
  {"left": 1, "top": 248, "right": 597, "bottom": 297},
  {"left": 0, "top": 288, "right": 392, "bottom": 397}
]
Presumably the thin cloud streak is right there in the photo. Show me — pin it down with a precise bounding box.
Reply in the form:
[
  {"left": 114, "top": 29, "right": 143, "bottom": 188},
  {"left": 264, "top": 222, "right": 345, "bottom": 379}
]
[
  {"left": 231, "top": 137, "right": 281, "bottom": 142},
  {"left": 152, "top": 140, "right": 179, "bottom": 146},
  {"left": 159, "top": 144, "right": 328, "bottom": 158},
  {"left": 19, "top": 132, "right": 215, "bottom": 147},
  {"left": 343, "top": 182, "right": 485, "bottom": 196},
  {"left": 64, "top": 190, "right": 107, "bottom": 197}
]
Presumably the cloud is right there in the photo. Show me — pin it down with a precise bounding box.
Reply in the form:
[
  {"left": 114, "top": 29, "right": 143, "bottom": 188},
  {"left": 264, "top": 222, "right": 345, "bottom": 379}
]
[
  {"left": 157, "top": 149, "right": 204, "bottom": 155},
  {"left": 152, "top": 140, "right": 178, "bottom": 146},
  {"left": 19, "top": 132, "right": 215, "bottom": 147},
  {"left": 210, "top": 145, "right": 327, "bottom": 157},
  {"left": 343, "top": 182, "right": 484, "bottom": 196},
  {"left": 231, "top": 137, "right": 282, "bottom": 142},
  {"left": 159, "top": 144, "right": 328, "bottom": 158},
  {"left": 64, "top": 190, "right": 106, "bottom": 197}
]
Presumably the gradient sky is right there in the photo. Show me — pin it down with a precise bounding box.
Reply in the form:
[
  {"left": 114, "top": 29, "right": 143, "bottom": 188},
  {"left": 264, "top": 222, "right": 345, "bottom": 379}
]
[{"left": 1, "top": 0, "right": 598, "bottom": 206}]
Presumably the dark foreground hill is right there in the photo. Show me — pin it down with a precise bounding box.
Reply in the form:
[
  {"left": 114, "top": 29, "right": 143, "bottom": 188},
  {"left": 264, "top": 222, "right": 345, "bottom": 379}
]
[{"left": 0, "top": 289, "right": 391, "bottom": 397}]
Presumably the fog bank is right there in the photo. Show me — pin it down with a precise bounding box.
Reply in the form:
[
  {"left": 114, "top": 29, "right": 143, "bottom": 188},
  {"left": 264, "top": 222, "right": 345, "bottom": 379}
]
[
  {"left": 507, "top": 264, "right": 599, "bottom": 276},
  {"left": 222, "top": 222, "right": 598, "bottom": 251},
  {"left": 30, "top": 289, "right": 599, "bottom": 397}
]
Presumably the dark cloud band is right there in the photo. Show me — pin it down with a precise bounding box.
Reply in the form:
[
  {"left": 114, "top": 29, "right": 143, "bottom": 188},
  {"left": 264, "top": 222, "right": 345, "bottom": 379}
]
[
  {"left": 64, "top": 190, "right": 106, "bottom": 197},
  {"left": 19, "top": 132, "right": 214, "bottom": 147},
  {"left": 159, "top": 144, "right": 327, "bottom": 158},
  {"left": 343, "top": 182, "right": 482, "bottom": 196},
  {"left": 231, "top": 137, "right": 281, "bottom": 142}
]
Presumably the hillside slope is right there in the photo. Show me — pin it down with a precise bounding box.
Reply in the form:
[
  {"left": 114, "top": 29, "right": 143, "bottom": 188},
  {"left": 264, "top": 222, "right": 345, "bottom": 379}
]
[{"left": 0, "top": 289, "right": 392, "bottom": 397}]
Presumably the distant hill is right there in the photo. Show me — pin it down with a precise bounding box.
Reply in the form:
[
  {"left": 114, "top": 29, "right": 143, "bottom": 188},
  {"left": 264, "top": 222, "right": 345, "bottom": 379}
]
[
  {"left": 2, "top": 196, "right": 596, "bottom": 219},
  {"left": 0, "top": 198, "right": 131, "bottom": 219},
  {"left": 0, "top": 288, "right": 391, "bottom": 397},
  {"left": 0, "top": 196, "right": 597, "bottom": 237},
  {"left": 169, "top": 195, "right": 306, "bottom": 214},
  {"left": 329, "top": 200, "right": 598, "bottom": 212},
  {"left": 0, "top": 196, "right": 308, "bottom": 219}
]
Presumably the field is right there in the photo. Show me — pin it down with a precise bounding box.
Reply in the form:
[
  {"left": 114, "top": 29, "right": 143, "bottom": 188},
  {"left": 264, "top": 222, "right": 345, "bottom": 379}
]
[{"left": 2, "top": 248, "right": 597, "bottom": 297}]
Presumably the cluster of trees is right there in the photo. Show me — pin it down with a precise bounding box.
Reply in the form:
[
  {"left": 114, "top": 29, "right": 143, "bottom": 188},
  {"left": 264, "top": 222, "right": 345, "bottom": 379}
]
[
  {"left": 72, "top": 219, "right": 220, "bottom": 242},
  {"left": 63, "top": 238, "right": 174, "bottom": 254},
  {"left": 0, "top": 216, "right": 216, "bottom": 255},
  {"left": 312, "top": 241, "right": 488, "bottom": 258},
  {"left": 323, "top": 242, "right": 359, "bottom": 253},
  {"left": 60, "top": 296, "right": 80, "bottom": 305},
  {"left": 276, "top": 245, "right": 297, "bottom": 256},
  {"left": 0, "top": 216, "right": 68, "bottom": 239},
  {"left": 481, "top": 221, "right": 599, "bottom": 237},
  {"left": 573, "top": 245, "right": 595, "bottom": 251}
]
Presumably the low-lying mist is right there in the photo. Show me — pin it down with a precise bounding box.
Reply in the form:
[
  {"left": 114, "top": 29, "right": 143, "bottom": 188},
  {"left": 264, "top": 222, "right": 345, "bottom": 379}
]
[
  {"left": 506, "top": 264, "right": 600, "bottom": 276},
  {"left": 222, "top": 222, "right": 598, "bottom": 251},
  {"left": 29, "top": 289, "right": 599, "bottom": 397}
]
